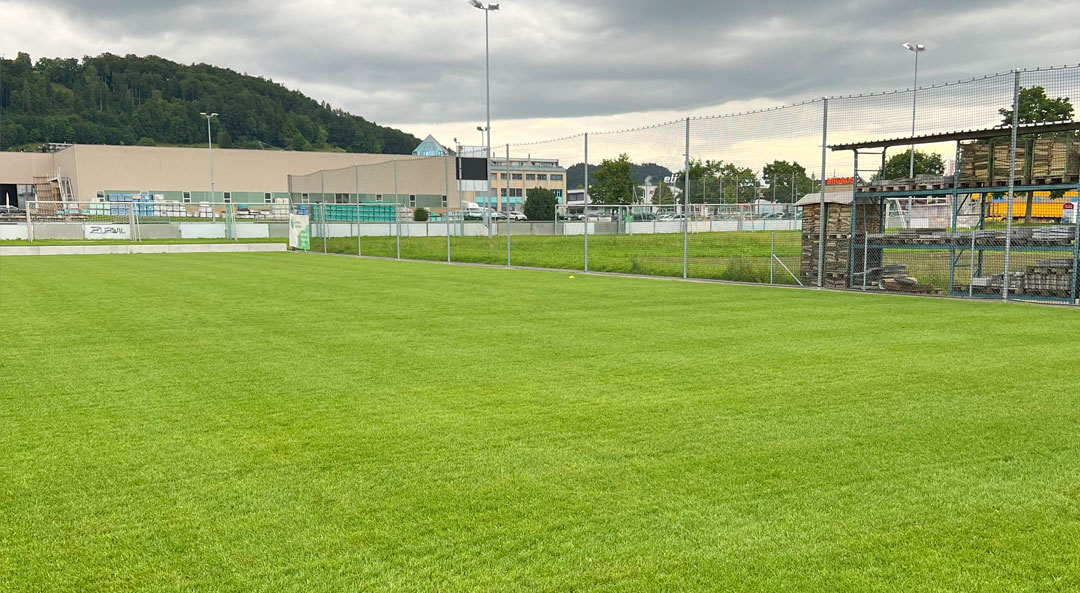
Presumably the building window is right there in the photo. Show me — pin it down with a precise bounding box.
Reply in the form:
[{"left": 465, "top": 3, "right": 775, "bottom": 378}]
[
  {"left": 302, "top": 193, "right": 309, "bottom": 203},
  {"left": 264, "top": 192, "right": 272, "bottom": 203},
  {"left": 553, "top": 189, "right": 563, "bottom": 198},
  {"left": 336, "top": 193, "right": 349, "bottom": 204},
  {"left": 526, "top": 173, "right": 536, "bottom": 181},
  {"left": 223, "top": 192, "right": 232, "bottom": 204},
  {"left": 511, "top": 173, "right": 522, "bottom": 180},
  {"left": 500, "top": 173, "right": 508, "bottom": 180},
  {"left": 551, "top": 174, "right": 563, "bottom": 181},
  {"left": 409, "top": 195, "right": 416, "bottom": 207},
  {"left": 537, "top": 174, "right": 547, "bottom": 181},
  {"left": 96, "top": 191, "right": 105, "bottom": 200},
  {"left": 375, "top": 194, "right": 382, "bottom": 202},
  {"left": 509, "top": 188, "right": 523, "bottom": 198},
  {"left": 442, "top": 195, "right": 448, "bottom": 207},
  {"left": 500, "top": 188, "right": 508, "bottom": 197}
]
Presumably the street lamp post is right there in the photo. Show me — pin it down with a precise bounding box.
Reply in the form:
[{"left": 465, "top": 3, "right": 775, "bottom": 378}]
[
  {"left": 902, "top": 43, "right": 926, "bottom": 178},
  {"left": 470, "top": 1, "right": 499, "bottom": 211},
  {"left": 200, "top": 112, "right": 218, "bottom": 202},
  {"left": 902, "top": 43, "right": 926, "bottom": 229}
]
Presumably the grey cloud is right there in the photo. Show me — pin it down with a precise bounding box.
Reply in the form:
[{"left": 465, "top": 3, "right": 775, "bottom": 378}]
[{"left": 8, "top": 0, "right": 1080, "bottom": 127}]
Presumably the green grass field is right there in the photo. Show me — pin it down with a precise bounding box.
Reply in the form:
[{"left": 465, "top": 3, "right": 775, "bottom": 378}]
[
  {"left": 320, "top": 231, "right": 803, "bottom": 284},
  {"left": 2, "top": 253, "right": 1078, "bottom": 592}
]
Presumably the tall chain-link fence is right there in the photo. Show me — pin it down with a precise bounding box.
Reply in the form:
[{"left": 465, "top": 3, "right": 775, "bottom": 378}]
[{"left": 13, "top": 65, "right": 1078, "bottom": 304}]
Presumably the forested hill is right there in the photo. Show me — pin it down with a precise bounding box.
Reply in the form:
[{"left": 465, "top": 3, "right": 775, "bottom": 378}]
[{"left": 0, "top": 52, "right": 420, "bottom": 153}]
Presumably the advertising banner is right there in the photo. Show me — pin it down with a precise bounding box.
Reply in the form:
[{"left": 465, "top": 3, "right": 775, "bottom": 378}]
[{"left": 289, "top": 214, "right": 310, "bottom": 250}]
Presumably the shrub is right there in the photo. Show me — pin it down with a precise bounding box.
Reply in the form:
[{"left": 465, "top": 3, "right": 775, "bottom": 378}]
[{"left": 413, "top": 207, "right": 429, "bottom": 222}]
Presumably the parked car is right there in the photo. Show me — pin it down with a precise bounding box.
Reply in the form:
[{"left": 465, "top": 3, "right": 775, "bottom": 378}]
[
  {"left": 508, "top": 211, "right": 527, "bottom": 221},
  {"left": 0, "top": 205, "right": 26, "bottom": 216},
  {"left": 463, "top": 207, "right": 487, "bottom": 220}
]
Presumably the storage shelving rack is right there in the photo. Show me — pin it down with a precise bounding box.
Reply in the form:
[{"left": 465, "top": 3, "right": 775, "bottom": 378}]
[{"left": 829, "top": 121, "right": 1080, "bottom": 304}]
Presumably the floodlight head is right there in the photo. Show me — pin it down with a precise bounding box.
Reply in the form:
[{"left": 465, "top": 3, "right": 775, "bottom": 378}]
[
  {"left": 200, "top": 112, "right": 207, "bottom": 116},
  {"left": 469, "top": 0, "right": 483, "bottom": 8},
  {"left": 477, "top": 126, "right": 484, "bottom": 132},
  {"left": 211, "top": 112, "right": 218, "bottom": 117},
  {"left": 489, "top": 3, "right": 499, "bottom": 9},
  {"left": 902, "top": 42, "right": 926, "bottom": 52}
]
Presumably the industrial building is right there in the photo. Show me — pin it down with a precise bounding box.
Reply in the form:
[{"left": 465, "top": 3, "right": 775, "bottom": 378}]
[
  {"left": 1, "top": 137, "right": 568, "bottom": 215},
  {"left": 410, "top": 138, "right": 569, "bottom": 211},
  {"left": 0, "top": 143, "right": 462, "bottom": 211}
]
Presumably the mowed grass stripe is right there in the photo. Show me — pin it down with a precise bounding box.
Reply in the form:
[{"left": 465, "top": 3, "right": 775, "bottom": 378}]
[{"left": 1, "top": 253, "right": 1078, "bottom": 592}]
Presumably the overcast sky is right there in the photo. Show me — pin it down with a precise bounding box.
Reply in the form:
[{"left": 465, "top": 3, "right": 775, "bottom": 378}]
[{"left": 2, "top": 0, "right": 1079, "bottom": 151}]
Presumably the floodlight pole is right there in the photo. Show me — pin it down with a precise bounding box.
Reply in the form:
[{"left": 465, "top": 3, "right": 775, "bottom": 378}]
[
  {"left": 200, "top": 112, "right": 218, "bottom": 205},
  {"left": 904, "top": 43, "right": 926, "bottom": 178},
  {"left": 903, "top": 43, "right": 926, "bottom": 228},
  {"left": 471, "top": 1, "right": 498, "bottom": 213}
]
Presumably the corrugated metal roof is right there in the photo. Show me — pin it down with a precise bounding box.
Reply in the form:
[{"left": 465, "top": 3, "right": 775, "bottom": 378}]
[{"left": 828, "top": 120, "right": 1080, "bottom": 151}]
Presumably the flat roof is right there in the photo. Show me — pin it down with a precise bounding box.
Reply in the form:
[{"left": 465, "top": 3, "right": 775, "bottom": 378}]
[{"left": 828, "top": 120, "right": 1080, "bottom": 151}]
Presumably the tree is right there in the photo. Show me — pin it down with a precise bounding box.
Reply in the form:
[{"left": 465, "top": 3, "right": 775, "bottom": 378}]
[
  {"left": 675, "top": 162, "right": 757, "bottom": 204},
  {"left": 999, "top": 86, "right": 1075, "bottom": 222},
  {"left": 880, "top": 149, "right": 945, "bottom": 180},
  {"left": 672, "top": 159, "right": 725, "bottom": 204},
  {"left": 412, "top": 207, "right": 429, "bottom": 221},
  {"left": 565, "top": 161, "right": 673, "bottom": 190},
  {"left": 999, "top": 86, "right": 1074, "bottom": 126},
  {"left": 651, "top": 179, "right": 675, "bottom": 205},
  {"left": 590, "top": 153, "right": 635, "bottom": 205},
  {"left": 523, "top": 187, "right": 558, "bottom": 220},
  {"left": 762, "top": 160, "right": 814, "bottom": 203}
]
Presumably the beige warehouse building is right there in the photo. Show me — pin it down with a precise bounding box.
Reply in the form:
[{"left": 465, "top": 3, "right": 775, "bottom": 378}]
[{"left": 0, "top": 144, "right": 462, "bottom": 212}]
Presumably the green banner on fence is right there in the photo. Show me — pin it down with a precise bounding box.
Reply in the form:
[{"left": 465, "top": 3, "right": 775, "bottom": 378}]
[{"left": 289, "top": 214, "right": 310, "bottom": 250}]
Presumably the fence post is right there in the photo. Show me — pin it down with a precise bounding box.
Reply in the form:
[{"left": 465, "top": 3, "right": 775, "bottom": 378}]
[
  {"left": 321, "top": 203, "right": 327, "bottom": 254},
  {"left": 444, "top": 154, "right": 451, "bottom": 264},
  {"left": 393, "top": 159, "right": 400, "bottom": 259},
  {"left": 1071, "top": 182, "right": 1079, "bottom": 303},
  {"left": 969, "top": 228, "right": 977, "bottom": 299},
  {"left": 584, "top": 132, "right": 589, "bottom": 272},
  {"left": 770, "top": 231, "right": 775, "bottom": 284},
  {"left": 355, "top": 165, "right": 361, "bottom": 257},
  {"left": 683, "top": 117, "right": 690, "bottom": 279},
  {"left": 506, "top": 143, "right": 512, "bottom": 268},
  {"left": 1002, "top": 69, "right": 1020, "bottom": 301},
  {"left": 862, "top": 232, "right": 869, "bottom": 290},
  {"left": 25, "top": 203, "right": 33, "bottom": 242},
  {"left": 817, "top": 97, "right": 829, "bottom": 289}
]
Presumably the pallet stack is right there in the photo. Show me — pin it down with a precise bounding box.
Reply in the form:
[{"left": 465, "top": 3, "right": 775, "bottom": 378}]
[
  {"left": 1024, "top": 259, "right": 1075, "bottom": 298},
  {"left": 961, "top": 133, "right": 1078, "bottom": 184},
  {"left": 960, "top": 142, "right": 993, "bottom": 180},
  {"left": 800, "top": 198, "right": 882, "bottom": 288}
]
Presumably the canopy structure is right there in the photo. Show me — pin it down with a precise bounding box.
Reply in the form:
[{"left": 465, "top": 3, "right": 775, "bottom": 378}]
[{"left": 828, "top": 120, "right": 1080, "bottom": 151}]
